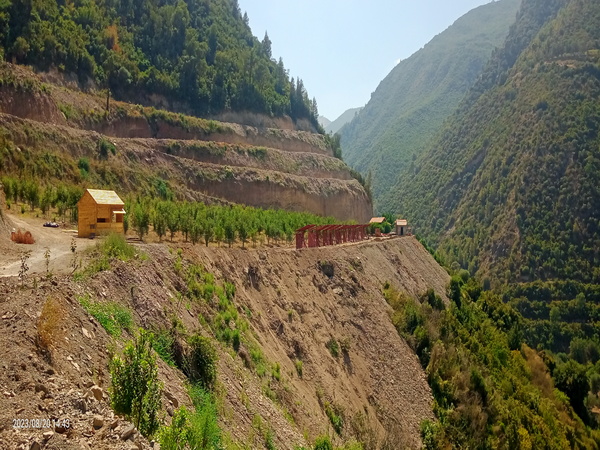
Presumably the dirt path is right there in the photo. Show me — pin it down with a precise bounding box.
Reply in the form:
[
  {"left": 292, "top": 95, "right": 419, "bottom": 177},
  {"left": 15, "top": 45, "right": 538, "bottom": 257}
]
[{"left": 0, "top": 213, "right": 96, "bottom": 277}]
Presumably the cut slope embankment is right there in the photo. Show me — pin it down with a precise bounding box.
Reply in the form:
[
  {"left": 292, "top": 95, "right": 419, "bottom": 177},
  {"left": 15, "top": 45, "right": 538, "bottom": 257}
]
[
  {"left": 182, "top": 236, "right": 449, "bottom": 447},
  {"left": 0, "top": 113, "right": 372, "bottom": 222},
  {"left": 0, "top": 236, "right": 446, "bottom": 449}
]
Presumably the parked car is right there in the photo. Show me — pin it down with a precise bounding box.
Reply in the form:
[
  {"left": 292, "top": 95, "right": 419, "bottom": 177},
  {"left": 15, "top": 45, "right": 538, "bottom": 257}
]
[{"left": 43, "top": 222, "right": 60, "bottom": 228}]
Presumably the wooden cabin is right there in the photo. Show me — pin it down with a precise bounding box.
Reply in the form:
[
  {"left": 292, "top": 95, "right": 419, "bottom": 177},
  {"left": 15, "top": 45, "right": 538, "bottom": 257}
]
[{"left": 78, "top": 189, "right": 126, "bottom": 238}]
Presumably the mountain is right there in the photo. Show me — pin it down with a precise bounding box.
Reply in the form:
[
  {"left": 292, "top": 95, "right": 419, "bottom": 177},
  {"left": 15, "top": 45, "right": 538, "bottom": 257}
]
[
  {"left": 0, "top": 0, "right": 320, "bottom": 129},
  {"left": 318, "top": 115, "right": 331, "bottom": 129},
  {"left": 325, "top": 107, "right": 362, "bottom": 135},
  {"left": 340, "top": 0, "right": 522, "bottom": 211},
  {"left": 394, "top": 0, "right": 600, "bottom": 287}
]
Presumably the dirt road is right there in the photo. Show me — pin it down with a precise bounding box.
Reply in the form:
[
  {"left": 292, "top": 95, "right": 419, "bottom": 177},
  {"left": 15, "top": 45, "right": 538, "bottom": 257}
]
[{"left": 0, "top": 213, "right": 96, "bottom": 277}]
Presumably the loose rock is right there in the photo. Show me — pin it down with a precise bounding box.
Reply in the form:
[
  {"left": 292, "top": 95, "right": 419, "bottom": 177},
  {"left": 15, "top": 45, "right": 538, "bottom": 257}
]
[
  {"left": 121, "top": 424, "right": 136, "bottom": 441},
  {"left": 92, "top": 415, "right": 104, "bottom": 429},
  {"left": 90, "top": 385, "right": 103, "bottom": 401}
]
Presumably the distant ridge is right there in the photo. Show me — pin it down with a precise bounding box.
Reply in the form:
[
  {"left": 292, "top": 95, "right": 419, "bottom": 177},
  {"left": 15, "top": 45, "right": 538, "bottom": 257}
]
[
  {"left": 325, "top": 107, "right": 363, "bottom": 135},
  {"left": 340, "top": 0, "right": 522, "bottom": 210}
]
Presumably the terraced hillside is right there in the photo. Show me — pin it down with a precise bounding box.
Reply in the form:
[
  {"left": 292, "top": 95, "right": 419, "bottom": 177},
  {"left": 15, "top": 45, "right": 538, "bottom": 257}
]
[{"left": 0, "top": 63, "right": 372, "bottom": 222}]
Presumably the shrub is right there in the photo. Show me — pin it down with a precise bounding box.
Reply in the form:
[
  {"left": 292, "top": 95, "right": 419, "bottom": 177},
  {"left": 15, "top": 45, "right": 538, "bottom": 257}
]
[
  {"left": 159, "top": 386, "right": 221, "bottom": 450},
  {"left": 324, "top": 401, "right": 343, "bottom": 435},
  {"left": 185, "top": 334, "right": 218, "bottom": 390},
  {"left": 37, "top": 297, "right": 66, "bottom": 351},
  {"left": 313, "top": 435, "right": 333, "bottom": 450},
  {"left": 326, "top": 338, "right": 340, "bottom": 358},
  {"left": 109, "top": 329, "right": 163, "bottom": 437},
  {"left": 295, "top": 359, "right": 303, "bottom": 378},
  {"left": 98, "top": 138, "right": 116, "bottom": 158},
  {"left": 271, "top": 362, "right": 281, "bottom": 381},
  {"left": 101, "top": 232, "right": 137, "bottom": 260},
  {"left": 152, "top": 328, "right": 176, "bottom": 367},
  {"left": 78, "top": 157, "right": 90, "bottom": 173}
]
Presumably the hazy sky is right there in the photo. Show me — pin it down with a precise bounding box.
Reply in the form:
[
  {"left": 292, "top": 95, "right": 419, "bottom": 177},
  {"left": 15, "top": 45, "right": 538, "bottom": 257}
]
[{"left": 238, "top": 0, "right": 494, "bottom": 120}]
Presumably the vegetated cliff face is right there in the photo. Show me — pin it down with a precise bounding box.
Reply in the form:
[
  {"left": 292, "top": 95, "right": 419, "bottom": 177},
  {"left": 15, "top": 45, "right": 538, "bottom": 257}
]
[
  {"left": 0, "top": 63, "right": 372, "bottom": 222},
  {"left": 392, "top": 0, "right": 600, "bottom": 284},
  {"left": 0, "top": 236, "right": 447, "bottom": 449}
]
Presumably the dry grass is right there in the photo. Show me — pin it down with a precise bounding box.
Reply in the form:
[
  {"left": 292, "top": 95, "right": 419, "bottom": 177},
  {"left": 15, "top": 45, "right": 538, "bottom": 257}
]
[
  {"left": 37, "top": 297, "right": 67, "bottom": 351},
  {"left": 11, "top": 229, "right": 35, "bottom": 244}
]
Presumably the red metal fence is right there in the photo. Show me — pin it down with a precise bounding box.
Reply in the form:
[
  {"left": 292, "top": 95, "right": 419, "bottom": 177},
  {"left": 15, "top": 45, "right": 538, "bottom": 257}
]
[{"left": 295, "top": 224, "right": 369, "bottom": 250}]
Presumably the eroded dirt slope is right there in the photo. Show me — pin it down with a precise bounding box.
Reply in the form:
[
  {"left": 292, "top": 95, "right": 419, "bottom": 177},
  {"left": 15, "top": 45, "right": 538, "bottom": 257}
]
[
  {"left": 0, "top": 235, "right": 447, "bottom": 449},
  {"left": 0, "top": 113, "right": 372, "bottom": 221},
  {"left": 0, "top": 71, "right": 373, "bottom": 220}
]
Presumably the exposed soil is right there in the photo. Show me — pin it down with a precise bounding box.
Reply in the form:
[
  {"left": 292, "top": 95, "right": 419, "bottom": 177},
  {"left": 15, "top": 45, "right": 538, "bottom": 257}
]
[
  {"left": 0, "top": 113, "right": 371, "bottom": 221},
  {"left": 0, "top": 213, "right": 96, "bottom": 278},
  {"left": 0, "top": 221, "right": 448, "bottom": 449}
]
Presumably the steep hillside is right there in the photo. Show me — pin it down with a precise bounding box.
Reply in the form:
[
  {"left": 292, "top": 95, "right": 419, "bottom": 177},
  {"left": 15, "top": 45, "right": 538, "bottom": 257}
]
[
  {"left": 0, "top": 63, "right": 372, "bottom": 222},
  {"left": 393, "top": 0, "right": 600, "bottom": 286},
  {"left": 0, "top": 0, "right": 320, "bottom": 129},
  {"left": 0, "top": 235, "right": 447, "bottom": 449},
  {"left": 326, "top": 108, "right": 362, "bottom": 135},
  {"left": 340, "top": 0, "right": 521, "bottom": 210}
]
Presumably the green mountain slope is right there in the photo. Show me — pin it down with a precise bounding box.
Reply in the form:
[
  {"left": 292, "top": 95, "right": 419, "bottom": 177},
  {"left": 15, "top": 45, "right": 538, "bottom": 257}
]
[
  {"left": 340, "top": 0, "right": 521, "bottom": 210},
  {"left": 325, "top": 107, "right": 362, "bottom": 135},
  {"left": 0, "top": 0, "right": 319, "bottom": 128},
  {"left": 394, "top": 0, "right": 600, "bottom": 287}
]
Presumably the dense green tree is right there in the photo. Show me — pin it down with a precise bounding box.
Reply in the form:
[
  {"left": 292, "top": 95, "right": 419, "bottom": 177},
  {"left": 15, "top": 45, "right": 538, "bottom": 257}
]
[{"left": 0, "top": 0, "right": 321, "bottom": 128}]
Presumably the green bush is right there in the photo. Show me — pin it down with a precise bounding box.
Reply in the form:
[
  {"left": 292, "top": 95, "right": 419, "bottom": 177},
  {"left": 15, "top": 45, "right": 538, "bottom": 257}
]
[
  {"left": 159, "top": 386, "right": 221, "bottom": 450},
  {"left": 98, "top": 138, "right": 116, "bottom": 158},
  {"left": 324, "top": 401, "right": 343, "bottom": 435},
  {"left": 326, "top": 338, "right": 340, "bottom": 358},
  {"left": 185, "top": 334, "right": 218, "bottom": 391},
  {"left": 152, "top": 329, "right": 176, "bottom": 367},
  {"left": 78, "top": 295, "right": 133, "bottom": 337},
  {"left": 101, "top": 233, "right": 137, "bottom": 260},
  {"left": 109, "top": 329, "right": 163, "bottom": 437},
  {"left": 313, "top": 435, "right": 333, "bottom": 450}
]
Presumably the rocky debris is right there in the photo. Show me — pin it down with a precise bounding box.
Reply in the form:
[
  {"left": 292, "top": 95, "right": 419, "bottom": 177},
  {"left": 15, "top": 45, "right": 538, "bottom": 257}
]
[
  {"left": 73, "top": 397, "right": 87, "bottom": 413},
  {"left": 35, "top": 383, "right": 50, "bottom": 395},
  {"left": 318, "top": 261, "right": 335, "bottom": 278},
  {"left": 164, "top": 390, "right": 179, "bottom": 408},
  {"left": 120, "top": 424, "right": 136, "bottom": 441}
]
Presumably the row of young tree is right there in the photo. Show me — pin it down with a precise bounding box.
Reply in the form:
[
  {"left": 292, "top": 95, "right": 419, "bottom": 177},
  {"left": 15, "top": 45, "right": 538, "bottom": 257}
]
[
  {"left": 1, "top": 176, "right": 82, "bottom": 222},
  {"left": 0, "top": 175, "right": 340, "bottom": 247},
  {"left": 0, "top": 0, "right": 322, "bottom": 129},
  {"left": 126, "top": 197, "right": 337, "bottom": 247}
]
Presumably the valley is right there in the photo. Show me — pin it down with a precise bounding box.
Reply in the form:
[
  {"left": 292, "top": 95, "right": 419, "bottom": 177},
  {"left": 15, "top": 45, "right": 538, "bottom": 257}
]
[{"left": 2, "top": 0, "right": 600, "bottom": 448}]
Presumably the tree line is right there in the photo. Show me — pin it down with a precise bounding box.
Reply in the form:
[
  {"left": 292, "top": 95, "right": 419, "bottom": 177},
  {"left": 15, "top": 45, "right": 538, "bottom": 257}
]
[
  {"left": 0, "top": 0, "right": 322, "bottom": 129},
  {"left": 1, "top": 175, "right": 82, "bottom": 222}
]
